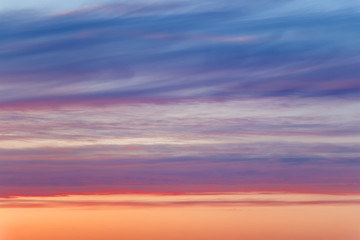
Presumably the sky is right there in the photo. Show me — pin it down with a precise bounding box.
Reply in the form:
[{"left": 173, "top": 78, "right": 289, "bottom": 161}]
[{"left": 0, "top": 0, "right": 360, "bottom": 239}]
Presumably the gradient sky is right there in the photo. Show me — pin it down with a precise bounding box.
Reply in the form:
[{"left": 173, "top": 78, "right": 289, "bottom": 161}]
[{"left": 1, "top": 1, "right": 360, "bottom": 239}]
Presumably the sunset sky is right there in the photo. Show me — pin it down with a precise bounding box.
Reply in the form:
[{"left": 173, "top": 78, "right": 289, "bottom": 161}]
[{"left": 0, "top": 0, "right": 360, "bottom": 239}]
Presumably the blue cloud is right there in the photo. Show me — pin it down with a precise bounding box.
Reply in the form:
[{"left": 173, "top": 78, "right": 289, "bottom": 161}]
[{"left": 0, "top": 0, "right": 360, "bottom": 106}]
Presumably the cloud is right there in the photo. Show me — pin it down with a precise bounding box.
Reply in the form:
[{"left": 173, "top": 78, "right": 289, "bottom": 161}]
[
  {"left": 2, "top": 195, "right": 360, "bottom": 208},
  {"left": 0, "top": 0, "right": 360, "bottom": 109},
  {"left": 1, "top": 0, "right": 360, "bottom": 199},
  {"left": 0, "top": 154, "right": 359, "bottom": 198}
]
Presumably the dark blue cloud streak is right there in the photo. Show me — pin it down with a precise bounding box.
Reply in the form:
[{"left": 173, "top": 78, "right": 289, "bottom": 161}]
[{"left": 1, "top": 0, "right": 360, "bottom": 107}]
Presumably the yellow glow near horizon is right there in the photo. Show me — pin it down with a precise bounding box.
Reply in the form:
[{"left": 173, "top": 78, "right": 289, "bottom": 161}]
[
  {"left": 1, "top": 193, "right": 360, "bottom": 240},
  {"left": 3, "top": 192, "right": 360, "bottom": 206}
]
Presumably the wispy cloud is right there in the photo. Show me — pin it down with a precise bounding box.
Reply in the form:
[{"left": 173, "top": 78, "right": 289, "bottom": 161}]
[
  {"left": 1, "top": 0, "right": 360, "bottom": 198},
  {"left": 2, "top": 193, "right": 360, "bottom": 208},
  {"left": 1, "top": 0, "right": 360, "bottom": 109}
]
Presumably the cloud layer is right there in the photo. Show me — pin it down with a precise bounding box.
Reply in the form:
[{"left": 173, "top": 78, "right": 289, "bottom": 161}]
[
  {"left": 1, "top": 0, "right": 360, "bottom": 198},
  {"left": 1, "top": 0, "right": 360, "bottom": 109}
]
